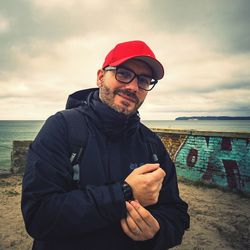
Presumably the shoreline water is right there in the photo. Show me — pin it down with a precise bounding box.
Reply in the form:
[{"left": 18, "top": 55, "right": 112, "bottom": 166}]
[{"left": 1, "top": 120, "right": 250, "bottom": 170}]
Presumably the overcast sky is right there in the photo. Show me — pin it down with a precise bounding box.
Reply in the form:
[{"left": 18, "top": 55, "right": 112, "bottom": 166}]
[{"left": 0, "top": 0, "right": 250, "bottom": 120}]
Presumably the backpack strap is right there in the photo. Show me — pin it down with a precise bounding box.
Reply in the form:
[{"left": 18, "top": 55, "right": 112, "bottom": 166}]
[
  {"left": 140, "top": 124, "right": 159, "bottom": 163},
  {"left": 60, "top": 108, "right": 88, "bottom": 183}
]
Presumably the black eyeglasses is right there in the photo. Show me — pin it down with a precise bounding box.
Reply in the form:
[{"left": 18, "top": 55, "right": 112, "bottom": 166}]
[{"left": 104, "top": 66, "right": 158, "bottom": 91}]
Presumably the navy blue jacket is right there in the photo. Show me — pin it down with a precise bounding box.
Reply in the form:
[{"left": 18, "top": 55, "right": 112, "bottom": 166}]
[{"left": 21, "top": 88, "right": 189, "bottom": 250}]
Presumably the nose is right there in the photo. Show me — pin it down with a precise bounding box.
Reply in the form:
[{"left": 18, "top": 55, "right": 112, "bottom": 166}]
[{"left": 124, "top": 77, "right": 139, "bottom": 92}]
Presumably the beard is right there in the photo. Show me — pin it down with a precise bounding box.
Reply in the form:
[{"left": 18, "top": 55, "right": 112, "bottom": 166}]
[{"left": 99, "top": 85, "right": 143, "bottom": 116}]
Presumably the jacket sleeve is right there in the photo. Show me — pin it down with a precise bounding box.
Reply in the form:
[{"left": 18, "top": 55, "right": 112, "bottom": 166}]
[
  {"left": 21, "top": 112, "right": 127, "bottom": 240},
  {"left": 137, "top": 137, "right": 190, "bottom": 250}
]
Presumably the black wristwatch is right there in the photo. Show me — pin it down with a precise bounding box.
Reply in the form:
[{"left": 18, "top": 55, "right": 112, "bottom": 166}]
[{"left": 122, "top": 181, "right": 134, "bottom": 201}]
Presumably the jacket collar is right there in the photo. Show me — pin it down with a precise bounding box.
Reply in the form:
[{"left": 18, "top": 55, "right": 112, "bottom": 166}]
[{"left": 69, "top": 88, "right": 141, "bottom": 140}]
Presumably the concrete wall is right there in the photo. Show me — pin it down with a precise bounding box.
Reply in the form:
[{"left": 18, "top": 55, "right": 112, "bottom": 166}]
[
  {"left": 155, "top": 129, "right": 250, "bottom": 194},
  {"left": 11, "top": 141, "right": 32, "bottom": 174},
  {"left": 10, "top": 129, "right": 250, "bottom": 195}
]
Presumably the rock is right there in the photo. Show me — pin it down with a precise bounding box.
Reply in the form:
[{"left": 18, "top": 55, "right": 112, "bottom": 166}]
[{"left": 10, "top": 141, "right": 32, "bottom": 174}]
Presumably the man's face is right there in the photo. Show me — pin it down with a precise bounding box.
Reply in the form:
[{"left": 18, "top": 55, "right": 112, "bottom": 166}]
[{"left": 96, "top": 59, "right": 153, "bottom": 116}]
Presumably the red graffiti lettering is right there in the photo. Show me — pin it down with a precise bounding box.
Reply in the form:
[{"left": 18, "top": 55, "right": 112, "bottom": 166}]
[
  {"left": 186, "top": 148, "right": 198, "bottom": 168},
  {"left": 222, "top": 160, "right": 241, "bottom": 189},
  {"left": 202, "top": 163, "right": 216, "bottom": 181},
  {"left": 221, "top": 138, "right": 232, "bottom": 151}
]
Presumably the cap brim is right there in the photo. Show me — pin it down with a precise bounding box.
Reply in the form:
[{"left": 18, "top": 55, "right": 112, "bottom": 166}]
[{"left": 109, "top": 56, "right": 164, "bottom": 80}]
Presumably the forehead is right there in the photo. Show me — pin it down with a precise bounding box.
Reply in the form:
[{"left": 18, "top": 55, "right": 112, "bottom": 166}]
[{"left": 120, "top": 59, "right": 153, "bottom": 75}]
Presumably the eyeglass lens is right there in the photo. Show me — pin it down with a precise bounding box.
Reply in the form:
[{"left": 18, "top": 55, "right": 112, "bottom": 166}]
[{"left": 116, "top": 68, "right": 155, "bottom": 90}]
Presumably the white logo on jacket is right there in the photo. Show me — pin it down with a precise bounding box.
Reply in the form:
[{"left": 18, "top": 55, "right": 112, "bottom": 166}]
[{"left": 129, "top": 163, "right": 145, "bottom": 170}]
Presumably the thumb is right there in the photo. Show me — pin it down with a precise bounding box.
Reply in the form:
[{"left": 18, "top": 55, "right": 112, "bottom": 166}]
[{"left": 135, "top": 163, "right": 160, "bottom": 174}]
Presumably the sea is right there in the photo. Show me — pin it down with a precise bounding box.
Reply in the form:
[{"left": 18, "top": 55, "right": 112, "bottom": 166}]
[{"left": 0, "top": 120, "right": 250, "bottom": 170}]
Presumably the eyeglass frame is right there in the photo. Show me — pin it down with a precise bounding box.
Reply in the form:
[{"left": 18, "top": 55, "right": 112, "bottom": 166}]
[{"left": 103, "top": 66, "right": 158, "bottom": 91}]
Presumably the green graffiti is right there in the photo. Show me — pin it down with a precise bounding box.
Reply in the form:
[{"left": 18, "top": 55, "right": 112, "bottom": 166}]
[{"left": 175, "top": 136, "right": 250, "bottom": 193}]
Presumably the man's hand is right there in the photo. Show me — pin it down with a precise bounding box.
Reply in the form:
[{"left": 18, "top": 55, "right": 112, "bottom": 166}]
[
  {"left": 121, "top": 201, "right": 160, "bottom": 241},
  {"left": 125, "top": 164, "right": 166, "bottom": 206}
]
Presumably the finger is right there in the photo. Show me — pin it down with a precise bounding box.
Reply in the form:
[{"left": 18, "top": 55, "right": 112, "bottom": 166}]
[
  {"left": 126, "top": 202, "right": 152, "bottom": 236},
  {"left": 126, "top": 202, "right": 147, "bottom": 229},
  {"left": 122, "top": 213, "right": 151, "bottom": 241},
  {"left": 126, "top": 213, "right": 142, "bottom": 235},
  {"left": 121, "top": 219, "right": 133, "bottom": 237},
  {"left": 130, "top": 201, "right": 160, "bottom": 230},
  {"left": 156, "top": 181, "right": 163, "bottom": 193},
  {"left": 129, "top": 201, "right": 160, "bottom": 240},
  {"left": 150, "top": 168, "right": 166, "bottom": 180},
  {"left": 121, "top": 218, "right": 140, "bottom": 240},
  {"left": 155, "top": 168, "right": 166, "bottom": 177},
  {"left": 135, "top": 164, "right": 159, "bottom": 174}
]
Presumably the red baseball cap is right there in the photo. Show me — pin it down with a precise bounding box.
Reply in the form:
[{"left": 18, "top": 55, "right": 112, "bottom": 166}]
[{"left": 102, "top": 40, "right": 164, "bottom": 80}]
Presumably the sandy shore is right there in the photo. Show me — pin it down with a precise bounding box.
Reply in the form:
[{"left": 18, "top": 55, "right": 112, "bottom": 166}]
[{"left": 0, "top": 175, "right": 249, "bottom": 250}]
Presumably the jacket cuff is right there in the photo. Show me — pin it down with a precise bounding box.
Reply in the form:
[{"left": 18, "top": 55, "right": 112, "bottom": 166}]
[{"left": 108, "top": 182, "right": 127, "bottom": 219}]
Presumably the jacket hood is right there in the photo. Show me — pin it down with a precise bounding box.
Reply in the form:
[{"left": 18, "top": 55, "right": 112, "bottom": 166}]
[{"left": 66, "top": 88, "right": 98, "bottom": 109}]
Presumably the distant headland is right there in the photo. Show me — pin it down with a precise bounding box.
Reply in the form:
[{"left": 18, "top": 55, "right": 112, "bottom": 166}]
[{"left": 175, "top": 116, "right": 250, "bottom": 120}]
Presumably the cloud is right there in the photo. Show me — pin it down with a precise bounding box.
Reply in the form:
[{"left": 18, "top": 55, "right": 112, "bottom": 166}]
[
  {"left": 0, "top": 15, "right": 10, "bottom": 33},
  {"left": 145, "top": 0, "right": 250, "bottom": 54},
  {"left": 0, "top": 0, "right": 249, "bottom": 120},
  {"left": 0, "top": 0, "right": 151, "bottom": 73}
]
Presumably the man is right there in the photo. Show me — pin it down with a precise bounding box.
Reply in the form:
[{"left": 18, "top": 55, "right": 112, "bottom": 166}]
[{"left": 21, "top": 40, "right": 189, "bottom": 250}]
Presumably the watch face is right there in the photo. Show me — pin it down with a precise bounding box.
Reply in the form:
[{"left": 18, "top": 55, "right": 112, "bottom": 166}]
[{"left": 122, "top": 182, "right": 134, "bottom": 201}]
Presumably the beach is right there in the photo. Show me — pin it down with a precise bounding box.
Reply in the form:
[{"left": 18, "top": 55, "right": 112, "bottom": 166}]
[{"left": 0, "top": 175, "right": 249, "bottom": 250}]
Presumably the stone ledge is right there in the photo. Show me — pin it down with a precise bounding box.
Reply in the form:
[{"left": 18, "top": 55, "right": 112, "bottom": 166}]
[{"left": 152, "top": 128, "right": 250, "bottom": 139}]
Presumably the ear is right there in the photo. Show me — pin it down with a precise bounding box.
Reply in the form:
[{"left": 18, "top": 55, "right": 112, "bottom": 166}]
[{"left": 96, "top": 69, "right": 104, "bottom": 87}]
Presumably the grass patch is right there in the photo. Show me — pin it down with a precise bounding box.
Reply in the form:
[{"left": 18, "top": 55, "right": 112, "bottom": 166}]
[
  {"left": 0, "top": 180, "right": 14, "bottom": 187},
  {"left": 3, "top": 190, "right": 20, "bottom": 196}
]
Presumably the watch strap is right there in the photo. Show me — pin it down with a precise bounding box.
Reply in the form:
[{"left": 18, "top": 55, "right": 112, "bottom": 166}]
[{"left": 122, "top": 181, "right": 134, "bottom": 201}]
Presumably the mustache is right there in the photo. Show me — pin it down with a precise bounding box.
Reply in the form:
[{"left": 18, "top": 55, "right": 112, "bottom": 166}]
[{"left": 114, "top": 89, "right": 139, "bottom": 104}]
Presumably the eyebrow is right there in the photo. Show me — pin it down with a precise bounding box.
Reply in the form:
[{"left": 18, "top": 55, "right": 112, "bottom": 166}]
[{"left": 119, "top": 65, "right": 153, "bottom": 78}]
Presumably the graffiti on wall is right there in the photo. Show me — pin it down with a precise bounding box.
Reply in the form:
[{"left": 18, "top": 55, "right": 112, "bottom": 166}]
[{"left": 174, "top": 135, "right": 250, "bottom": 193}]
